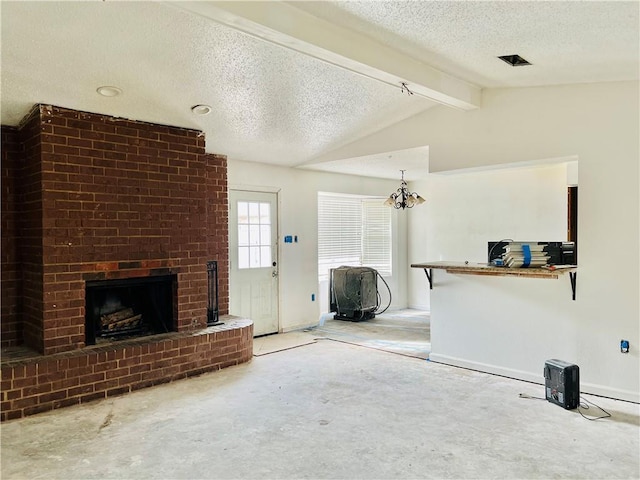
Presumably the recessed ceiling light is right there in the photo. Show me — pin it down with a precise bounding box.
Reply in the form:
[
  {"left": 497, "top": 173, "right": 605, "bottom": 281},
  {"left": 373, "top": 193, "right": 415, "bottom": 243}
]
[
  {"left": 96, "top": 86, "right": 122, "bottom": 97},
  {"left": 191, "top": 104, "right": 212, "bottom": 115},
  {"left": 497, "top": 54, "right": 532, "bottom": 67}
]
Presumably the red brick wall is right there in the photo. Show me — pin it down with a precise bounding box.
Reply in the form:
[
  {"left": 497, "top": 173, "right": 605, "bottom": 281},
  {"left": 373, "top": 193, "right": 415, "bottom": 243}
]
[
  {"left": 1, "top": 126, "right": 23, "bottom": 346},
  {"left": 1, "top": 319, "right": 252, "bottom": 421},
  {"left": 1, "top": 105, "right": 247, "bottom": 421},
  {"left": 3, "top": 105, "right": 229, "bottom": 355},
  {"left": 16, "top": 109, "right": 46, "bottom": 352},
  {"left": 205, "top": 154, "right": 229, "bottom": 316}
]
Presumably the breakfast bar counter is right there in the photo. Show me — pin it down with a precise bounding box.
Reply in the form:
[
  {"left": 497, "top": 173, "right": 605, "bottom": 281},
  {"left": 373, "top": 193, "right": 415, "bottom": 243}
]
[{"left": 411, "top": 261, "right": 577, "bottom": 299}]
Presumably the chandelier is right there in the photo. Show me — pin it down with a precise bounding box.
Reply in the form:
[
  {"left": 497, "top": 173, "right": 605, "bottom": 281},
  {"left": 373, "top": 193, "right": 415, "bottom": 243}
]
[{"left": 384, "top": 170, "right": 425, "bottom": 209}]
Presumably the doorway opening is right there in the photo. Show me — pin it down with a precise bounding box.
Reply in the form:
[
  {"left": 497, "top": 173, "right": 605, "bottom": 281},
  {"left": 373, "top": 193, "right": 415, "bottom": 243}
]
[{"left": 568, "top": 186, "right": 578, "bottom": 264}]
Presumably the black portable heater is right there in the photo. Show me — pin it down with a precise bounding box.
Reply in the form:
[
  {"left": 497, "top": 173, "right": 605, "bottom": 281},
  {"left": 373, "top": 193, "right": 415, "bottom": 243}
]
[{"left": 544, "top": 359, "right": 580, "bottom": 409}]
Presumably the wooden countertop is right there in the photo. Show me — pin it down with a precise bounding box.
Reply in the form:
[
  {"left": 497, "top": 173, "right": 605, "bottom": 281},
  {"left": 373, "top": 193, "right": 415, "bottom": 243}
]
[{"left": 410, "top": 261, "right": 577, "bottom": 279}]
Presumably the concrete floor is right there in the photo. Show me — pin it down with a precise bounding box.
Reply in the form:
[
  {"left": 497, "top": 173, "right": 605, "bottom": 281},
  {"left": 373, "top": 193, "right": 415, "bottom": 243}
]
[
  {"left": 312, "top": 309, "right": 430, "bottom": 359},
  {"left": 2, "top": 314, "right": 639, "bottom": 479}
]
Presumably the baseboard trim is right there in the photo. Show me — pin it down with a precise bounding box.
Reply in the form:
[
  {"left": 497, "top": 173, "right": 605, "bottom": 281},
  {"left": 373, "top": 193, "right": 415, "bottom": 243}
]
[
  {"left": 408, "top": 303, "right": 430, "bottom": 311},
  {"left": 428, "top": 353, "right": 639, "bottom": 404},
  {"left": 281, "top": 323, "right": 317, "bottom": 333}
]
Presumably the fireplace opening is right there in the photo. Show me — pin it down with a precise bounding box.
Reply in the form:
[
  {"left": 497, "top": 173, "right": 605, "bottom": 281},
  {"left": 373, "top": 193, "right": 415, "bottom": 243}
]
[{"left": 85, "top": 275, "right": 177, "bottom": 345}]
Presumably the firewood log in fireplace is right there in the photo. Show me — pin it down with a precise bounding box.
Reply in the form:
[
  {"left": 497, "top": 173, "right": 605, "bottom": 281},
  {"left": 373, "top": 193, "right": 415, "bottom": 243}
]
[{"left": 100, "top": 308, "right": 142, "bottom": 331}]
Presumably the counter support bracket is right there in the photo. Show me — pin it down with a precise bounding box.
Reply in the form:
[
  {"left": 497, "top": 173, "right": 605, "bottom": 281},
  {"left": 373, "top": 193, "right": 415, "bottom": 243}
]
[
  {"left": 423, "top": 268, "right": 433, "bottom": 290},
  {"left": 569, "top": 272, "right": 577, "bottom": 301}
]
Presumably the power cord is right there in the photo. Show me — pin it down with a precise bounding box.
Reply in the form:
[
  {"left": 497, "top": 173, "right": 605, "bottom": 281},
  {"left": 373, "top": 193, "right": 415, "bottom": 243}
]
[
  {"left": 488, "top": 238, "right": 514, "bottom": 263},
  {"left": 518, "top": 393, "right": 612, "bottom": 421},
  {"left": 578, "top": 396, "right": 611, "bottom": 421},
  {"left": 519, "top": 393, "right": 545, "bottom": 400},
  {"left": 374, "top": 271, "right": 392, "bottom": 315}
]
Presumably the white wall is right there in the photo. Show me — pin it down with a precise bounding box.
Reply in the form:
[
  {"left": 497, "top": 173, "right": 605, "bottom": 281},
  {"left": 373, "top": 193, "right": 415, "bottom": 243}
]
[
  {"left": 225, "top": 81, "right": 638, "bottom": 401},
  {"left": 327, "top": 81, "right": 639, "bottom": 402},
  {"left": 227, "top": 162, "right": 408, "bottom": 332},
  {"left": 408, "top": 163, "right": 570, "bottom": 310},
  {"left": 409, "top": 163, "right": 583, "bottom": 393}
]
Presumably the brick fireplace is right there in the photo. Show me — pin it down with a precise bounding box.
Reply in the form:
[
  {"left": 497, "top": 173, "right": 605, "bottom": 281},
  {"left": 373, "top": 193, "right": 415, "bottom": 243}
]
[{"left": 1, "top": 105, "right": 253, "bottom": 420}]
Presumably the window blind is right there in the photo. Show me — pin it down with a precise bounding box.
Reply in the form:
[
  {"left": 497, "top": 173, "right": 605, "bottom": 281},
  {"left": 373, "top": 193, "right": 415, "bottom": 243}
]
[
  {"left": 362, "top": 198, "right": 392, "bottom": 275},
  {"left": 318, "top": 193, "right": 392, "bottom": 280}
]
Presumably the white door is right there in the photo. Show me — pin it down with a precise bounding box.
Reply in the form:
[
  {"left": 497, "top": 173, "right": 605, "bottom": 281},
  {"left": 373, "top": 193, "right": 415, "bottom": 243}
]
[{"left": 229, "top": 190, "right": 279, "bottom": 336}]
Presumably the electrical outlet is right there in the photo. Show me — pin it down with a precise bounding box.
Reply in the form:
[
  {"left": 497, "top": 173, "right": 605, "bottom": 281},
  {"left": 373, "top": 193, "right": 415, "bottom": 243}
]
[{"left": 620, "top": 339, "right": 630, "bottom": 353}]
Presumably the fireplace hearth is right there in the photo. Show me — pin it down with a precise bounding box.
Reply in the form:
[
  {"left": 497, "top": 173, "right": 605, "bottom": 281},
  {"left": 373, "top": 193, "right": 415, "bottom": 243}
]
[
  {"left": 85, "top": 275, "right": 177, "bottom": 345},
  {"left": 1, "top": 104, "right": 244, "bottom": 421}
]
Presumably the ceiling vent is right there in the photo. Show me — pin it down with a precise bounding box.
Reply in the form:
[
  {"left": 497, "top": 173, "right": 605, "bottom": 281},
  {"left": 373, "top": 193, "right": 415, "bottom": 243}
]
[{"left": 498, "top": 54, "right": 531, "bottom": 67}]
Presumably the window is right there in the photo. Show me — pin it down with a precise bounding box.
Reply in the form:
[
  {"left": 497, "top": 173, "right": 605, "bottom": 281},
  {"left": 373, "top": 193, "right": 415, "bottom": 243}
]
[
  {"left": 318, "top": 193, "right": 392, "bottom": 280},
  {"left": 237, "top": 201, "right": 272, "bottom": 269}
]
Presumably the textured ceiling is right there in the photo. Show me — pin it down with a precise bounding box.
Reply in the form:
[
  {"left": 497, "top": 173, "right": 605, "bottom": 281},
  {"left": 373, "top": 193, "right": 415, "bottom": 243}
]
[
  {"left": 0, "top": 1, "right": 434, "bottom": 168},
  {"left": 293, "top": 1, "right": 640, "bottom": 88},
  {"left": 1, "top": 1, "right": 638, "bottom": 179},
  {"left": 301, "top": 146, "right": 430, "bottom": 181}
]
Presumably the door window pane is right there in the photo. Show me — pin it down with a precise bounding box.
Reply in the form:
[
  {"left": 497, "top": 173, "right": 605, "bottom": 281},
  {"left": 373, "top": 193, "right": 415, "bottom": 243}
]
[
  {"left": 260, "top": 225, "right": 271, "bottom": 245},
  {"left": 260, "top": 246, "right": 272, "bottom": 267},
  {"left": 249, "top": 246, "right": 261, "bottom": 268},
  {"left": 249, "top": 225, "right": 260, "bottom": 245},
  {"left": 238, "top": 201, "right": 273, "bottom": 269},
  {"left": 249, "top": 203, "right": 260, "bottom": 223},
  {"left": 238, "top": 225, "right": 249, "bottom": 247},
  {"left": 238, "top": 246, "right": 250, "bottom": 269},
  {"left": 260, "top": 203, "right": 270, "bottom": 223},
  {"left": 238, "top": 202, "right": 249, "bottom": 224}
]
